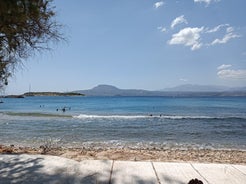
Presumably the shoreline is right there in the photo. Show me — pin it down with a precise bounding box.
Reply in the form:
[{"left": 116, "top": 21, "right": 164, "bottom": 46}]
[{"left": 1, "top": 144, "right": 245, "bottom": 165}]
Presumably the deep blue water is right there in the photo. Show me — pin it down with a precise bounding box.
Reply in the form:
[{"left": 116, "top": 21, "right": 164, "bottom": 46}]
[{"left": 0, "top": 96, "right": 246, "bottom": 150}]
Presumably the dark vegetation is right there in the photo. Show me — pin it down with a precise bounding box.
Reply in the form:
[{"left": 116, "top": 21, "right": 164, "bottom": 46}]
[
  {"left": 23, "top": 92, "right": 84, "bottom": 96},
  {"left": 0, "top": 0, "right": 63, "bottom": 89}
]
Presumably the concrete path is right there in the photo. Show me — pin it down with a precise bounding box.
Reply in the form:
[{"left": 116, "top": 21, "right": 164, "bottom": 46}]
[{"left": 0, "top": 154, "right": 245, "bottom": 184}]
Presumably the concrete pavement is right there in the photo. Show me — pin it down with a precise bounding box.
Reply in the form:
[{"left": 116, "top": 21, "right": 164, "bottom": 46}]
[{"left": 0, "top": 154, "right": 245, "bottom": 184}]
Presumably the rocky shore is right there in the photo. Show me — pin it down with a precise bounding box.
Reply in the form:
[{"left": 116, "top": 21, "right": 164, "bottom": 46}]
[{"left": 1, "top": 144, "right": 245, "bottom": 164}]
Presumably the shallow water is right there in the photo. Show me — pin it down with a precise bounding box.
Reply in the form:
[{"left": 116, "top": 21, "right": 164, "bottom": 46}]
[{"left": 0, "top": 96, "right": 245, "bottom": 150}]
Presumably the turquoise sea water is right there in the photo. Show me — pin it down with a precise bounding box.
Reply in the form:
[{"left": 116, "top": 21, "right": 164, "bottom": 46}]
[{"left": 0, "top": 96, "right": 246, "bottom": 150}]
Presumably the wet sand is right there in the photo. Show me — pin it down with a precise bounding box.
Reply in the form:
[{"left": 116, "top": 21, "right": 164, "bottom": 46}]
[{"left": 0, "top": 144, "right": 245, "bottom": 164}]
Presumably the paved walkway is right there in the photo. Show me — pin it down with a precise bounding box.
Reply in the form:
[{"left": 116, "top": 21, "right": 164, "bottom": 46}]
[{"left": 0, "top": 154, "right": 245, "bottom": 184}]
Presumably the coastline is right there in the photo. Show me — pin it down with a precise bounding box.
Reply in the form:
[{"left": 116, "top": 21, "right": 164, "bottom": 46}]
[{"left": 1, "top": 144, "right": 245, "bottom": 164}]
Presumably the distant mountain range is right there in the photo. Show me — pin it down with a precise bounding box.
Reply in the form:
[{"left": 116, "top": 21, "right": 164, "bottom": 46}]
[
  {"left": 74, "top": 84, "right": 246, "bottom": 97},
  {"left": 162, "top": 84, "right": 246, "bottom": 92}
]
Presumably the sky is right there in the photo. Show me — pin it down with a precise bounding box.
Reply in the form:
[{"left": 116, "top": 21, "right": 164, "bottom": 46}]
[{"left": 5, "top": 0, "right": 246, "bottom": 94}]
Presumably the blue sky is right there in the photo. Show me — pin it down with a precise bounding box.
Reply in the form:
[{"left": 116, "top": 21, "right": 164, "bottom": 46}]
[{"left": 6, "top": 0, "right": 246, "bottom": 94}]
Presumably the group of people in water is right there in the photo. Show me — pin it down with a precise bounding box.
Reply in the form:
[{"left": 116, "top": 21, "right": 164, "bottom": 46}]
[
  {"left": 56, "top": 107, "right": 71, "bottom": 112},
  {"left": 38, "top": 103, "right": 204, "bottom": 184},
  {"left": 149, "top": 114, "right": 163, "bottom": 117},
  {"left": 40, "top": 105, "right": 71, "bottom": 112}
]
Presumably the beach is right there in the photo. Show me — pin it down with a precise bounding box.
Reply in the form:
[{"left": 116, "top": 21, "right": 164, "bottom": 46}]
[{"left": 1, "top": 144, "right": 245, "bottom": 164}]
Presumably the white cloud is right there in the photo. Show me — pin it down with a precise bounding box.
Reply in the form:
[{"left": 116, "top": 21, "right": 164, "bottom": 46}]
[
  {"left": 194, "top": 0, "right": 220, "bottom": 6},
  {"left": 161, "top": 28, "right": 167, "bottom": 32},
  {"left": 217, "top": 64, "right": 232, "bottom": 70},
  {"left": 154, "top": 1, "right": 164, "bottom": 9},
  {"left": 168, "top": 27, "right": 204, "bottom": 50},
  {"left": 206, "top": 25, "right": 240, "bottom": 46},
  {"left": 217, "top": 69, "right": 246, "bottom": 79},
  {"left": 217, "top": 64, "right": 246, "bottom": 80},
  {"left": 191, "top": 43, "right": 202, "bottom": 50},
  {"left": 206, "top": 24, "right": 229, "bottom": 33},
  {"left": 226, "top": 27, "right": 234, "bottom": 33},
  {"left": 157, "top": 26, "right": 167, "bottom": 33},
  {"left": 211, "top": 32, "right": 240, "bottom": 45},
  {"left": 171, "top": 15, "right": 188, "bottom": 29},
  {"left": 180, "top": 78, "right": 188, "bottom": 82}
]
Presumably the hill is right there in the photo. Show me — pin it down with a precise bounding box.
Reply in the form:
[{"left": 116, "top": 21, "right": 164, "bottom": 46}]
[
  {"left": 162, "top": 84, "right": 230, "bottom": 92},
  {"left": 74, "top": 84, "right": 246, "bottom": 97},
  {"left": 74, "top": 85, "right": 155, "bottom": 96}
]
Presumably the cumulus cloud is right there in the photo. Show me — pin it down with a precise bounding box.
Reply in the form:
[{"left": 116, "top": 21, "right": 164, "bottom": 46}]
[
  {"left": 217, "top": 64, "right": 246, "bottom": 80},
  {"left": 206, "top": 24, "right": 229, "bottom": 33},
  {"left": 168, "top": 27, "right": 204, "bottom": 50},
  {"left": 206, "top": 25, "right": 240, "bottom": 46},
  {"left": 167, "top": 24, "right": 240, "bottom": 50},
  {"left": 217, "top": 69, "right": 246, "bottom": 79},
  {"left": 211, "top": 32, "right": 240, "bottom": 45},
  {"left": 194, "top": 0, "right": 220, "bottom": 6},
  {"left": 165, "top": 18, "right": 240, "bottom": 50},
  {"left": 154, "top": 1, "right": 164, "bottom": 9},
  {"left": 217, "top": 64, "right": 232, "bottom": 70},
  {"left": 171, "top": 15, "right": 188, "bottom": 29}
]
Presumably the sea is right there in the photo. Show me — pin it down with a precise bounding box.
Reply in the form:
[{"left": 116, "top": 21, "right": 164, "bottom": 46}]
[{"left": 0, "top": 96, "right": 246, "bottom": 150}]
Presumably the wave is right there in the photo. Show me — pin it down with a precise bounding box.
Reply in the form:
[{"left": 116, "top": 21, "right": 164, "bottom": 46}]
[
  {"left": 73, "top": 114, "right": 147, "bottom": 119},
  {"left": 2, "top": 112, "right": 245, "bottom": 121},
  {"left": 4, "top": 112, "right": 72, "bottom": 118},
  {"left": 73, "top": 114, "right": 246, "bottom": 120}
]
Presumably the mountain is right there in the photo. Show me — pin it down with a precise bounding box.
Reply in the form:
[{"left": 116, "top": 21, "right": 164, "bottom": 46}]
[
  {"left": 162, "top": 84, "right": 246, "bottom": 92},
  {"left": 162, "top": 84, "right": 230, "bottom": 92},
  {"left": 75, "top": 84, "right": 157, "bottom": 96},
  {"left": 229, "top": 86, "right": 246, "bottom": 92},
  {"left": 74, "top": 84, "right": 246, "bottom": 97}
]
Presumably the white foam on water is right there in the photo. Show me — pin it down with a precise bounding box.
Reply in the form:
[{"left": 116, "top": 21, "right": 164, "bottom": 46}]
[
  {"left": 72, "top": 114, "right": 215, "bottom": 120},
  {"left": 73, "top": 114, "right": 147, "bottom": 119}
]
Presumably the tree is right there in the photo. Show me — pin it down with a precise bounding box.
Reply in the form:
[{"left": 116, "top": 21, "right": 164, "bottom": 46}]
[{"left": 0, "top": 0, "right": 63, "bottom": 88}]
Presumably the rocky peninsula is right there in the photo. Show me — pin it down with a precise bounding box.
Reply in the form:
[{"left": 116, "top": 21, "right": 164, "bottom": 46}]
[{"left": 23, "top": 92, "right": 84, "bottom": 97}]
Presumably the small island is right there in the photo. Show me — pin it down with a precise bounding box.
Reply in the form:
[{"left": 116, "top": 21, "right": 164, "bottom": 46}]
[
  {"left": 4, "top": 95, "right": 25, "bottom": 98},
  {"left": 23, "top": 92, "right": 84, "bottom": 97}
]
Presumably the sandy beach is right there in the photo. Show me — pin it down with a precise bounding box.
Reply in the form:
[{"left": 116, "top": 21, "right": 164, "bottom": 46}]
[{"left": 1, "top": 144, "right": 245, "bottom": 164}]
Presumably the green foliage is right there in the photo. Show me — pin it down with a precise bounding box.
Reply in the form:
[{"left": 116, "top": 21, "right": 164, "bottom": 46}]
[{"left": 0, "top": 0, "right": 63, "bottom": 88}]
